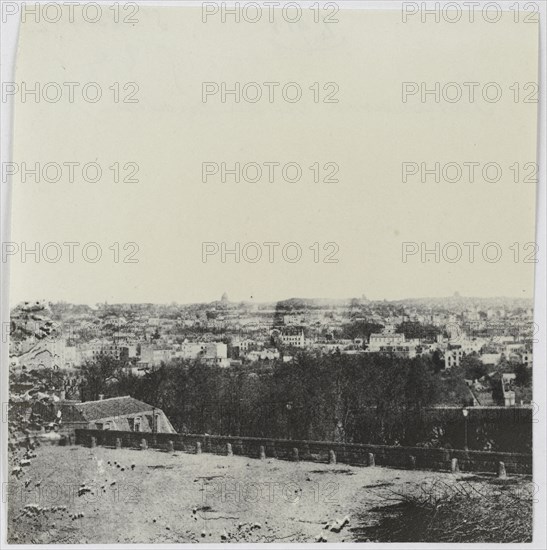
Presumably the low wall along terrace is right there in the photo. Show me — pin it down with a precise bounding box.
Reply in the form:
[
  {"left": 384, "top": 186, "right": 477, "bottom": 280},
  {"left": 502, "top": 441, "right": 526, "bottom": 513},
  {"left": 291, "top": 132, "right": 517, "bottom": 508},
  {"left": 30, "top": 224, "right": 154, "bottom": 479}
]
[{"left": 74, "top": 430, "right": 532, "bottom": 475}]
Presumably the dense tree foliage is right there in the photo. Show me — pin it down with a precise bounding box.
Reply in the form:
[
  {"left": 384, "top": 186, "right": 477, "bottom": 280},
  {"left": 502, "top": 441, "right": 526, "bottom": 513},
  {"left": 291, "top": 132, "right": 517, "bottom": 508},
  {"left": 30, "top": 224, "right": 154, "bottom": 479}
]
[
  {"left": 340, "top": 321, "right": 384, "bottom": 341},
  {"left": 395, "top": 321, "right": 441, "bottom": 341},
  {"left": 78, "top": 352, "right": 477, "bottom": 447},
  {"left": 458, "top": 354, "right": 488, "bottom": 380},
  {"left": 11, "top": 350, "right": 532, "bottom": 451}
]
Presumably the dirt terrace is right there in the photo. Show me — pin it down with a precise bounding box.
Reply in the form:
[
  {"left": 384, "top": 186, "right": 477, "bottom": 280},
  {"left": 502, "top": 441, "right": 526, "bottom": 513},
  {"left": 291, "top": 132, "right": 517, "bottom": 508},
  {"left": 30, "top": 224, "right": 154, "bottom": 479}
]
[{"left": 7, "top": 444, "right": 532, "bottom": 544}]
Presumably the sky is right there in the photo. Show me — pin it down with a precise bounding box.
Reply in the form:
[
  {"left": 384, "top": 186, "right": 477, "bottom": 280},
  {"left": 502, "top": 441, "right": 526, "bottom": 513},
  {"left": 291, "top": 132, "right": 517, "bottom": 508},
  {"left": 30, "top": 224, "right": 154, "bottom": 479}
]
[{"left": 7, "top": 7, "right": 539, "bottom": 306}]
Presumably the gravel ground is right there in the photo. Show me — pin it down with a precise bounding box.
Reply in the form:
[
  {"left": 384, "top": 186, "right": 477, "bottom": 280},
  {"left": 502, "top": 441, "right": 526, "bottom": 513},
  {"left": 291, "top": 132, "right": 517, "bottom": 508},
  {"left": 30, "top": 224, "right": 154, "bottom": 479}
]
[{"left": 7, "top": 444, "right": 533, "bottom": 544}]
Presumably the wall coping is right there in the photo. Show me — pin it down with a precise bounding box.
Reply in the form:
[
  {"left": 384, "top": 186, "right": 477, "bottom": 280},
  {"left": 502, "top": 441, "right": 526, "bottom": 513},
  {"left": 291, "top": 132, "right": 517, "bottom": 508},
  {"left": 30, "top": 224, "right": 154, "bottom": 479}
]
[{"left": 75, "top": 429, "right": 532, "bottom": 460}]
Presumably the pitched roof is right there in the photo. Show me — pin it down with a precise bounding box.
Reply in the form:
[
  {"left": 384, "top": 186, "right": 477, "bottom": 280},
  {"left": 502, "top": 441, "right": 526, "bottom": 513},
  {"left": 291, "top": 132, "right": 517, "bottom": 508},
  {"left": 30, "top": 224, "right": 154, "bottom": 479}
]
[{"left": 73, "top": 396, "right": 155, "bottom": 421}]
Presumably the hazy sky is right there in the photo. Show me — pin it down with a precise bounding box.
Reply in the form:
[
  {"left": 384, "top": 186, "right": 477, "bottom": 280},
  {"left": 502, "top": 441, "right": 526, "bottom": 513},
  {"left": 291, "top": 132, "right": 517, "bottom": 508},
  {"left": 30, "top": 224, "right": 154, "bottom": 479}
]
[{"left": 8, "top": 7, "right": 538, "bottom": 305}]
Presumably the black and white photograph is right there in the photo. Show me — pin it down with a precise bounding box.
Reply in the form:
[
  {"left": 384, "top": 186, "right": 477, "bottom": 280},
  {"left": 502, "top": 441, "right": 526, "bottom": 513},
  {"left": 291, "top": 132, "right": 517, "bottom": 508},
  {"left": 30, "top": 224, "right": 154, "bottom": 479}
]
[{"left": 0, "top": 1, "right": 545, "bottom": 547}]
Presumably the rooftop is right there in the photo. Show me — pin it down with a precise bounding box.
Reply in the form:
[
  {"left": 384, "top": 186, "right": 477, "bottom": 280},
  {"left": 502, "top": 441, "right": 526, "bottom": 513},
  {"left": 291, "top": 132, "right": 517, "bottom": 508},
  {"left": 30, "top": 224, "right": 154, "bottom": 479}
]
[{"left": 73, "top": 395, "right": 156, "bottom": 421}]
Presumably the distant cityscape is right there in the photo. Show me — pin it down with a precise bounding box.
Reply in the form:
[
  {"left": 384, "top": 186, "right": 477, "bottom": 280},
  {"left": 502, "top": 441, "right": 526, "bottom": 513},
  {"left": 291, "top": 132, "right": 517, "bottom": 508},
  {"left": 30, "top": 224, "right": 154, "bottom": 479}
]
[{"left": 9, "top": 293, "right": 534, "bottom": 408}]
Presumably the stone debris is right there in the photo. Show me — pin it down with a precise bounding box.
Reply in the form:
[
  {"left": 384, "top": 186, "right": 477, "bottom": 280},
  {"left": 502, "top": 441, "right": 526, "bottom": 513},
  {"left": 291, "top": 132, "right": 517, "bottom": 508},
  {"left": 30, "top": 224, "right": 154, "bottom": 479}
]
[
  {"left": 329, "top": 515, "right": 350, "bottom": 533},
  {"left": 78, "top": 486, "right": 92, "bottom": 497},
  {"left": 23, "top": 504, "right": 41, "bottom": 515},
  {"left": 9, "top": 444, "right": 348, "bottom": 545}
]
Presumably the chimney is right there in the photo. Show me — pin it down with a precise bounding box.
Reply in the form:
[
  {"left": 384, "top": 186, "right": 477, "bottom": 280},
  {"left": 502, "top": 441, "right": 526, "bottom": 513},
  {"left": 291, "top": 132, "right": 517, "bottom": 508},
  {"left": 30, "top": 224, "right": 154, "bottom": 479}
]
[{"left": 98, "top": 394, "right": 104, "bottom": 401}]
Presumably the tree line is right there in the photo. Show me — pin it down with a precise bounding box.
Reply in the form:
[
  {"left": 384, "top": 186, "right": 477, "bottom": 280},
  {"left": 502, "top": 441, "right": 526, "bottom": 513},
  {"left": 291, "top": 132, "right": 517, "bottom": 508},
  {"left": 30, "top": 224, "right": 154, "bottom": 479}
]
[{"left": 80, "top": 352, "right": 484, "bottom": 447}]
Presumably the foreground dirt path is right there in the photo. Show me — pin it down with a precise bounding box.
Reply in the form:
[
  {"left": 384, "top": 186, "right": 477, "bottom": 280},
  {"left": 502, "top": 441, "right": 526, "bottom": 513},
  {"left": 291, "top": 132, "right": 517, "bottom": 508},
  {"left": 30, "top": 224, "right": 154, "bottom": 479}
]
[{"left": 7, "top": 444, "right": 530, "bottom": 544}]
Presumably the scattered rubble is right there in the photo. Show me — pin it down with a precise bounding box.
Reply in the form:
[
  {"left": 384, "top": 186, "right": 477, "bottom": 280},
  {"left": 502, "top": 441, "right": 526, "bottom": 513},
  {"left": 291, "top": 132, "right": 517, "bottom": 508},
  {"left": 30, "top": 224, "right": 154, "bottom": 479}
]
[
  {"left": 78, "top": 486, "right": 92, "bottom": 497},
  {"left": 328, "top": 515, "right": 350, "bottom": 533}
]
